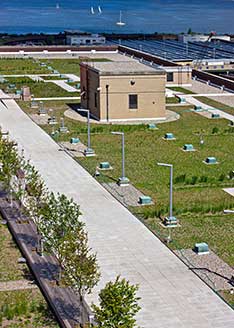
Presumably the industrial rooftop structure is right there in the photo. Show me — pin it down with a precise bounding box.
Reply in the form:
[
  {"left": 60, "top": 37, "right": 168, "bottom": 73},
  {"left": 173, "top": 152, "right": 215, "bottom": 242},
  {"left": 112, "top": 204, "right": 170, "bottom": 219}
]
[{"left": 109, "top": 39, "right": 234, "bottom": 62}]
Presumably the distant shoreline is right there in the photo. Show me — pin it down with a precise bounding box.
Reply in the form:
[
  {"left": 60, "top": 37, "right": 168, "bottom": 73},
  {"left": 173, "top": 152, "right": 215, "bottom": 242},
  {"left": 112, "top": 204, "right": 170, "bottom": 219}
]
[{"left": 0, "top": 32, "right": 179, "bottom": 46}]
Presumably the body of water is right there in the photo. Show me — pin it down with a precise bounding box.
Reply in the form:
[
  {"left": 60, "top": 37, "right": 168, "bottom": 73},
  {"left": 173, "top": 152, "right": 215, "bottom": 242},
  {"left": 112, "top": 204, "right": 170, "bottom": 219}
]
[{"left": 0, "top": 0, "right": 233, "bottom": 34}]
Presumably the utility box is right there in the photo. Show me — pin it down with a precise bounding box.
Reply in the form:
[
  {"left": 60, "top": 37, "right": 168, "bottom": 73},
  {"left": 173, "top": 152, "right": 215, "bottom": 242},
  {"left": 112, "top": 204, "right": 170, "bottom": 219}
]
[
  {"left": 211, "top": 113, "right": 220, "bottom": 118},
  {"left": 164, "top": 216, "right": 178, "bottom": 227},
  {"left": 195, "top": 105, "right": 202, "bottom": 111},
  {"left": 183, "top": 144, "right": 194, "bottom": 151},
  {"left": 70, "top": 138, "right": 80, "bottom": 144},
  {"left": 205, "top": 157, "right": 217, "bottom": 164},
  {"left": 48, "top": 117, "right": 58, "bottom": 125},
  {"left": 15, "top": 90, "right": 22, "bottom": 95},
  {"left": 165, "top": 133, "right": 175, "bottom": 140},
  {"left": 180, "top": 97, "right": 186, "bottom": 104},
  {"left": 99, "top": 162, "right": 111, "bottom": 170},
  {"left": 194, "top": 242, "right": 209, "bottom": 254},
  {"left": 148, "top": 123, "right": 157, "bottom": 130},
  {"left": 22, "top": 86, "right": 31, "bottom": 101},
  {"left": 139, "top": 195, "right": 152, "bottom": 205}
]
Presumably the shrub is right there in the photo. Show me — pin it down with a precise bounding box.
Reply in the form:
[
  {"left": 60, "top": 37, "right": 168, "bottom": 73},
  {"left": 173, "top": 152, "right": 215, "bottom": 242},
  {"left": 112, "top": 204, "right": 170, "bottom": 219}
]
[
  {"left": 212, "top": 127, "right": 219, "bottom": 134},
  {"left": 218, "top": 174, "right": 226, "bottom": 182},
  {"left": 191, "top": 176, "right": 198, "bottom": 185},
  {"left": 174, "top": 174, "right": 186, "bottom": 184},
  {"left": 200, "top": 175, "right": 208, "bottom": 183}
]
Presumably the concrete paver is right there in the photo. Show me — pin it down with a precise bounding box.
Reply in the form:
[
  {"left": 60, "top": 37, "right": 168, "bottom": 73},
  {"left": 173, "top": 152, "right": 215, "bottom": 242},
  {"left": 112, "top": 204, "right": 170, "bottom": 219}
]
[
  {"left": 65, "top": 74, "right": 80, "bottom": 82},
  {"left": 0, "top": 94, "right": 233, "bottom": 327},
  {"left": 223, "top": 188, "right": 234, "bottom": 197},
  {"left": 48, "top": 80, "right": 79, "bottom": 93},
  {"left": 33, "top": 97, "right": 80, "bottom": 101},
  {"left": 185, "top": 96, "right": 234, "bottom": 122}
]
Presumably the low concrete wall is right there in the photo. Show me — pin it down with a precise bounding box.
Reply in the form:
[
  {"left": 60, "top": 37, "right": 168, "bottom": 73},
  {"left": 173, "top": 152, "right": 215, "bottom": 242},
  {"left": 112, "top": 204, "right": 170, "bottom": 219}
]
[{"left": 192, "top": 69, "right": 234, "bottom": 92}]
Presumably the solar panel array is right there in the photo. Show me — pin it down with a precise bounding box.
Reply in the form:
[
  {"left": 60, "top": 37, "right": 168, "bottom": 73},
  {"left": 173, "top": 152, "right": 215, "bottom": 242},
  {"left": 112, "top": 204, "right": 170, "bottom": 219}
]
[{"left": 108, "top": 39, "right": 234, "bottom": 62}]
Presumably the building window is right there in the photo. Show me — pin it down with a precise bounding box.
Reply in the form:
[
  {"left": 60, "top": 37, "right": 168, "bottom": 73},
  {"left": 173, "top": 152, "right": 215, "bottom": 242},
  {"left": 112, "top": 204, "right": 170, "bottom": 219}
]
[
  {"left": 167, "top": 72, "right": 174, "bottom": 82},
  {"left": 94, "top": 92, "right": 98, "bottom": 107},
  {"left": 129, "top": 94, "right": 138, "bottom": 109}
]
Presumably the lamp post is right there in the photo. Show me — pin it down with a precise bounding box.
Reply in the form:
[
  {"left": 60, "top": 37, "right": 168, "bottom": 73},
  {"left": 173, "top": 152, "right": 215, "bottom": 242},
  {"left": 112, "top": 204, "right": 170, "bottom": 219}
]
[
  {"left": 111, "top": 132, "right": 129, "bottom": 186},
  {"left": 76, "top": 108, "right": 95, "bottom": 156},
  {"left": 157, "top": 163, "right": 177, "bottom": 230}
]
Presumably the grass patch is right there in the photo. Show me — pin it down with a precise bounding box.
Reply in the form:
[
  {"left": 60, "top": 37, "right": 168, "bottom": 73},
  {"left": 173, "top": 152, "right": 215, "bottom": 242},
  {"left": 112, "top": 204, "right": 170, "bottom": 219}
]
[
  {"left": 166, "top": 97, "right": 180, "bottom": 104},
  {"left": 0, "top": 77, "right": 80, "bottom": 98},
  {"left": 168, "top": 86, "right": 196, "bottom": 94},
  {"left": 0, "top": 223, "right": 31, "bottom": 282},
  {"left": 21, "top": 103, "right": 234, "bottom": 269},
  {"left": 40, "top": 58, "right": 110, "bottom": 76},
  {"left": 196, "top": 96, "right": 234, "bottom": 116},
  {"left": 0, "top": 58, "right": 50, "bottom": 75},
  {"left": 0, "top": 290, "right": 59, "bottom": 327},
  {"left": 220, "top": 290, "right": 234, "bottom": 308}
]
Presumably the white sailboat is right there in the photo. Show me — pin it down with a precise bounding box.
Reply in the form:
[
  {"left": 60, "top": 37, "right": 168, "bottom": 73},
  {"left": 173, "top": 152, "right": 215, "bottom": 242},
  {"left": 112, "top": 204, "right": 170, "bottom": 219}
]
[
  {"left": 56, "top": 3, "right": 60, "bottom": 9},
  {"left": 116, "top": 11, "right": 126, "bottom": 26},
  {"left": 98, "top": 6, "right": 102, "bottom": 14},
  {"left": 91, "top": 6, "right": 95, "bottom": 14}
]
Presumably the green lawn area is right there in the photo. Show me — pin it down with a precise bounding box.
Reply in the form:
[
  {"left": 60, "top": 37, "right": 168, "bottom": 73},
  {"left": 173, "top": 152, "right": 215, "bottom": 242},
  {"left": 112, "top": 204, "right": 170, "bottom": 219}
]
[
  {"left": 0, "top": 223, "right": 30, "bottom": 282},
  {"left": 0, "top": 77, "right": 80, "bottom": 98},
  {"left": 166, "top": 96, "right": 180, "bottom": 104},
  {"left": 19, "top": 101, "right": 234, "bottom": 307},
  {"left": 40, "top": 58, "right": 110, "bottom": 76},
  {"left": 167, "top": 86, "right": 196, "bottom": 94},
  {"left": 26, "top": 104, "right": 234, "bottom": 266},
  {"left": 0, "top": 290, "right": 59, "bottom": 327},
  {"left": 196, "top": 96, "right": 234, "bottom": 116},
  {"left": 0, "top": 58, "right": 50, "bottom": 75}
]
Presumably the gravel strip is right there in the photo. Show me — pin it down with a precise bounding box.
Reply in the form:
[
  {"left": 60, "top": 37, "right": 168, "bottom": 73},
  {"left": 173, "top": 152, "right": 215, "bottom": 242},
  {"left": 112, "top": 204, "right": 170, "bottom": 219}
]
[{"left": 174, "top": 249, "right": 234, "bottom": 291}]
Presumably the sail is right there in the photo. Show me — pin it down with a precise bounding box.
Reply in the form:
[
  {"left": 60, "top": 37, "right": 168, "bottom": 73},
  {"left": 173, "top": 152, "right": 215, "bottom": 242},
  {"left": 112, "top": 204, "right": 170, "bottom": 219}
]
[
  {"left": 116, "top": 11, "right": 126, "bottom": 26},
  {"left": 98, "top": 6, "right": 102, "bottom": 14},
  {"left": 91, "top": 6, "right": 95, "bottom": 14}
]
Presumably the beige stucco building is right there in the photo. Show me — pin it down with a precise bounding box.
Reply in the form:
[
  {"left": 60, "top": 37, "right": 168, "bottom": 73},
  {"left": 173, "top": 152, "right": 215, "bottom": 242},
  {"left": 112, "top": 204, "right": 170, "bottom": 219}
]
[{"left": 80, "top": 61, "right": 166, "bottom": 122}]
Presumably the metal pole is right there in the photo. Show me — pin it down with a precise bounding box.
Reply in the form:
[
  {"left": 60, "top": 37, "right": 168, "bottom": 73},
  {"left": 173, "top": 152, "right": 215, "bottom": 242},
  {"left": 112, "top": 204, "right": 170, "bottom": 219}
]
[
  {"left": 87, "top": 110, "right": 91, "bottom": 149},
  {"left": 169, "top": 165, "right": 173, "bottom": 218},
  {"left": 106, "top": 85, "right": 109, "bottom": 122},
  {"left": 121, "top": 133, "right": 125, "bottom": 179}
]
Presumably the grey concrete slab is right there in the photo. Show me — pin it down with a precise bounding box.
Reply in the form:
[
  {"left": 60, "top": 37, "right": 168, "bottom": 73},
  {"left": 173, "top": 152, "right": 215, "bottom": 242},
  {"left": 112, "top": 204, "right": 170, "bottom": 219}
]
[{"left": 0, "top": 95, "right": 233, "bottom": 327}]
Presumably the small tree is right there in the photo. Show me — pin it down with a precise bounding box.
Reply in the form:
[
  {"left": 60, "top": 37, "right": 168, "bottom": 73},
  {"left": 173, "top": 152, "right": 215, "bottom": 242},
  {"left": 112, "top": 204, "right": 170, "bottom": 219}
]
[
  {"left": 92, "top": 275, "right": 141, "bottom": 328},
  {"left": 39, "top": 193, "right": 83, "bottom": 254},
  {"left": 0, "top": 137, "right": 21, "bottom": 199},
  {"left": 23, "top": 161, "right": 48, "bottom": 253},
  {"left": 58, "top": 228, "right": 100, "bottom": 324}
]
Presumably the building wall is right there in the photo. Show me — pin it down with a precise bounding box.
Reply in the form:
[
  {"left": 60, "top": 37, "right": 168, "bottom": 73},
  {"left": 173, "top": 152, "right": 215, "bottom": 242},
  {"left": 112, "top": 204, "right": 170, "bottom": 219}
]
[
  {"left": 81, "top": 64, "right": 166, "bottom": 122},
  {"left": 165, "top": 68, "right": 192, "bottom": 86},
  {"left": 98, "top": 74, "right": 166, "bottom": 121},
  {"left": 80, "top": 65, "right": 101, "bottom": 120},
  {"left": 66, "top": 35, "right": 106, "bottom": 45}
]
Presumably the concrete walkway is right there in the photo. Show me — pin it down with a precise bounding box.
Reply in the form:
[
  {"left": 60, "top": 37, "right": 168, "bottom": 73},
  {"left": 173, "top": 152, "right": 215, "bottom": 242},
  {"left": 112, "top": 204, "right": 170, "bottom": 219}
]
[
  {"left": 223, "top": 188, "right": 234, "bottom": 197},
  {"left": 48, "top": 80, "right": 79, "bottom": 93},
  {"left": 0, "top": 95, "right": 234, "bottom": 327},
  {"left": 33, "top": 97, "right": 80, "bottom": 101},
  {"left": 183, "top": 96, "right": 234, "bottom": 122},
  {"left": 0, "top": 279, "right": 38, "bottom": 291},
  {"left": 65, "top": 74, "right": 80, "bottom": 82}
]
